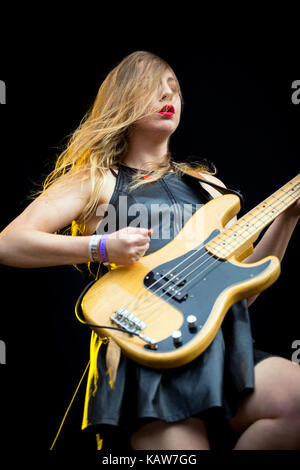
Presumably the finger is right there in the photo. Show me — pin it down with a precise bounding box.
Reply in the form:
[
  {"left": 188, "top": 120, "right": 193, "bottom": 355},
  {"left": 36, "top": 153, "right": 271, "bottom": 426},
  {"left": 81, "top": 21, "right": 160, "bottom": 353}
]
[
  {"left": 134, "top": 235, "right": 151, "bottom": 245},
  {"left": 132, "top": 227, "right": 152, "bottom": 236},
  {"left": 135, "top": 242, "right": 150, "bottom": 253},
  {"left": 136, "top": 242, "right": 150, "bottom": 257}
]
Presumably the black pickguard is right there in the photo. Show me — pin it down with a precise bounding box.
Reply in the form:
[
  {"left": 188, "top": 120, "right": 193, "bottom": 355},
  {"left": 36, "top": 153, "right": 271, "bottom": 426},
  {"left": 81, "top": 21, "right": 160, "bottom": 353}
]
[{"left": 143, "top": 230, "right": 271, "bottom": 353}]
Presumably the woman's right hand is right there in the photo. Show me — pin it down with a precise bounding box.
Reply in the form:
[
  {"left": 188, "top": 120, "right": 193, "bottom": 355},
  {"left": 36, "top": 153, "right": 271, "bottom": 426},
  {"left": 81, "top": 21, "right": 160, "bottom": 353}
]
[{"left": 105, "top": 227, "right": 153, "bottom": 265}]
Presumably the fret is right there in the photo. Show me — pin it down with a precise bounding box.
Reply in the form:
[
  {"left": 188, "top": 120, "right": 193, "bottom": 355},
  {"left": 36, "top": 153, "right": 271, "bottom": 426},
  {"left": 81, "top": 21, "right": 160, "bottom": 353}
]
[
  {"left": 241, "top": 210, "right": 269, "bottom": 229},
  {"left": 280, "top": 187, "right": 300, "bottom": 201},
  {"left": 205, "top": 175, "right": 300, "bottom": 259},
  {"left": 266, "top": 197, "right": 284, "bottom": 212}
]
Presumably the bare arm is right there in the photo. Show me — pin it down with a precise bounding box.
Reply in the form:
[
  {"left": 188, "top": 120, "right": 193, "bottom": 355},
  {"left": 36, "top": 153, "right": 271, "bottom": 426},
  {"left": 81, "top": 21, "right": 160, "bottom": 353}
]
[
  {"left": 244, "top": 209, "right": 299, "bottom": 265},
  {"left": 0, "top": 175, "right": 151, "bottom": 269},
  {"left": 0, "top": 177, "right": 93, "bottom": 268},
  {"left": 244, "top": 204, "right": 299, "bottom": 305}
]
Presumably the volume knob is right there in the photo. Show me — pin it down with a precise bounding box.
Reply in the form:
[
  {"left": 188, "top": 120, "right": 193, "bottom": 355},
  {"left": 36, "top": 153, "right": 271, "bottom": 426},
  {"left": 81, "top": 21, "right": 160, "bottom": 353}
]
[
  {"left": 187, "top": 315, "right": 197, "bottom": 329},
  {"left": 172, "top": 330, "right": 182, "bottom": 345}
]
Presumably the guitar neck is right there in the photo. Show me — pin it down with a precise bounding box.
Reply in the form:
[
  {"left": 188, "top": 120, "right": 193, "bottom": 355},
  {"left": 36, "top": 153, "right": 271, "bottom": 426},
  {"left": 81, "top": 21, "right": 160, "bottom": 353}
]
[{"left": 206, "top": 174, "right": 300, "bottom": 259}]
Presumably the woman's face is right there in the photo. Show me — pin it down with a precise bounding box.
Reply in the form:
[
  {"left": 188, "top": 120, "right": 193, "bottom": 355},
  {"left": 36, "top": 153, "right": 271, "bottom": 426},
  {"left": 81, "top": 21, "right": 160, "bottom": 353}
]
[{"left": 131, "top": 68, "right": 182, "bottom": 138}]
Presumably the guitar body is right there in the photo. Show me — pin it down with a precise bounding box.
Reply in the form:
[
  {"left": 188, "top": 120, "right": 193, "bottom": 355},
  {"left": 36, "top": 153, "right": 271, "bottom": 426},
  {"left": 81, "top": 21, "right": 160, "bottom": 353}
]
[{"left": 81, "top": 194, "right": 281, "bottom": 369}]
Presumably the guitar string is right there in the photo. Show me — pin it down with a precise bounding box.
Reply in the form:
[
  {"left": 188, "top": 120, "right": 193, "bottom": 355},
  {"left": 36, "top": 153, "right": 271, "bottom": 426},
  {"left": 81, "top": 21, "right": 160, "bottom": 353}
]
[
  {"left": 139, "top": 183, "right": 300, "bottom": 320},
  {"left": 113, "top": 182, "right": 300, "bottom": 326},
  {"left": 115, "top": 182, "right": 300, "bottom": 322},
  {"left": 126, "top": 186, "right": 300, "bottom": 331},
  {"left": 122, "top": 184, "right": 300, "bottom": 324},
  {"left": 166, "top": 183, "right": 300, "bottom": 309},
  {"left": 209, "top": 182, "right": 300, "bottom": 254},
  {"left": 134, "top": 183, "right": 300, "bottom": 322}
]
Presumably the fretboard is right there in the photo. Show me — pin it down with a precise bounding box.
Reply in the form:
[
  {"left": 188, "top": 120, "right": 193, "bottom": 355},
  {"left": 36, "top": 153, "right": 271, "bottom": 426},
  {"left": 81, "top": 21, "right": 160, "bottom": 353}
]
[{"left": 205, "top": 174, "right": 300, "bottom": 259}]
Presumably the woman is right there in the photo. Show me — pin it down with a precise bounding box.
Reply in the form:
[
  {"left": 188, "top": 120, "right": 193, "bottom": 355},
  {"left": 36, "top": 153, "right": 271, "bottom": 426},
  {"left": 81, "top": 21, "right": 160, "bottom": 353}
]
[{"left": 0, "top": 51, "right": 299, "bottom": 451}]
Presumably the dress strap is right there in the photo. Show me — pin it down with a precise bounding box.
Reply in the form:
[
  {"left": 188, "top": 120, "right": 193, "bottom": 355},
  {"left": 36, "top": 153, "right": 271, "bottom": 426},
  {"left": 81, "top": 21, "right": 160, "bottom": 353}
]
[{"left": 109, "top": 167, "right": 118, "bottom": 178}]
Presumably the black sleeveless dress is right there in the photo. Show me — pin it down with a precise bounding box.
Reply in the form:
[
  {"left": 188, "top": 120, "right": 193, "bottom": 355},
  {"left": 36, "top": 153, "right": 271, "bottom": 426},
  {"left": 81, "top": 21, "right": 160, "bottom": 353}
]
[{"left": 81, "top": 164, "right": 274, "bottom": 450}]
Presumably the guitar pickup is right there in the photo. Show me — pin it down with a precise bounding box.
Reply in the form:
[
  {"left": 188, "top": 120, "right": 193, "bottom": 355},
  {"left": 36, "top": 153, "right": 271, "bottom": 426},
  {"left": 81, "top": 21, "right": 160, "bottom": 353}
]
[
  {"left": 164, "top": 273, "right": 186, "bottom": 287},
  {"left": 144, "top": 271, "right": 188, "bottom": 302},
  {"left": 161, "top": 284, "right": 187, "bottom": 301}
]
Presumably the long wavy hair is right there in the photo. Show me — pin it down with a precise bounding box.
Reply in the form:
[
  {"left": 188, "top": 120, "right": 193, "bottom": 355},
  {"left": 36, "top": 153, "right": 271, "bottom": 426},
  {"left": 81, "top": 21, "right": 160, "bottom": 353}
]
[{"left": 35, "top": 51, "right": 215, "bottom": 238}]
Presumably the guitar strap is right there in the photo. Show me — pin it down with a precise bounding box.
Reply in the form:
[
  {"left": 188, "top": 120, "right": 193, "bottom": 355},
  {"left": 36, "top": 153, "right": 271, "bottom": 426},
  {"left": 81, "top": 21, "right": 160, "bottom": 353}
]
[{"left": 178, "top": 167, "right": 245, "bottom": 207}]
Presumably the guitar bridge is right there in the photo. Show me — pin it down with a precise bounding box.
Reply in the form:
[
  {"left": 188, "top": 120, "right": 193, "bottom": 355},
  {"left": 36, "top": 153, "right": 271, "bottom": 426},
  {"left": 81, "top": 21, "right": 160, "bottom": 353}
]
[
  {"left": 111, "top": 308, "right": 146, "bottom": 334},
  {"left": 111, "top": 309, "right": 157, "bottom": 348}
]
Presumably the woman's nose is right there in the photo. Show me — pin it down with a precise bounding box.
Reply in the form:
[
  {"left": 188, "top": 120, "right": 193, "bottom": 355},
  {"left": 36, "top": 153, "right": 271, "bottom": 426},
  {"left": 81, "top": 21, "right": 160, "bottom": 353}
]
[{"left": 160, "top": 87, "right": 173, "bottom": 102}]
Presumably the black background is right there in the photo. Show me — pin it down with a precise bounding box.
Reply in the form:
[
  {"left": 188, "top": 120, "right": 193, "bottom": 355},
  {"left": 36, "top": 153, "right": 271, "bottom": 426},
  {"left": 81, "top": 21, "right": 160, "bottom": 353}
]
[{"left": 0, "top": 21, "right": 299, "bottom": 462}]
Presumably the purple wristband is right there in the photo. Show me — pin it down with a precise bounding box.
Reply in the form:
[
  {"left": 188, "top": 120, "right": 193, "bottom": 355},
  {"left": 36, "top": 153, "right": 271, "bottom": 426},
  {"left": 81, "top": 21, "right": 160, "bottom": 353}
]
[{"left": 99, "top": 234, "right": 109, "bottom": 264}]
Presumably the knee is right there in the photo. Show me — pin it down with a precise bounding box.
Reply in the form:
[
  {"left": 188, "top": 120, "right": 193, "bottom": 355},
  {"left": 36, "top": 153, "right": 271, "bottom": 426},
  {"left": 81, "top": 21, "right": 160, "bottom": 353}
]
[
  {"left": 275, "top": 366, "right": 300, "bottom": 423},
  {"left": 285, "top": 397, "right": 300, "bottom": 419}
]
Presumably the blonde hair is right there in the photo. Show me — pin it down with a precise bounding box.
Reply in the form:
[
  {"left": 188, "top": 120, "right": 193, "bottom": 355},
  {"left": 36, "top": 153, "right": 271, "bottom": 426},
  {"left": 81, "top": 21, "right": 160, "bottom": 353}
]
[{"left": 35, "top": 51, "right": 215, "bottom": 237}]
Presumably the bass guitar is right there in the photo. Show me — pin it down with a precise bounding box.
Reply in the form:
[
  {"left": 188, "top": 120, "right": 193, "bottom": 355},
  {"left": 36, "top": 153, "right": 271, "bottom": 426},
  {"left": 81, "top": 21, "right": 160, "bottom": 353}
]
[{"left": 78, "top": 174, "right": 299, "bottom": 369}]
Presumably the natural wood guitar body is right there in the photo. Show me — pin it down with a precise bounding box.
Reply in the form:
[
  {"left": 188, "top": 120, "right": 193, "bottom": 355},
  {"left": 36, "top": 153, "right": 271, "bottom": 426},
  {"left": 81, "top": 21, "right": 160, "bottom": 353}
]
[{"left": 81, "top": 194, "right": 282, "bottom": 368}]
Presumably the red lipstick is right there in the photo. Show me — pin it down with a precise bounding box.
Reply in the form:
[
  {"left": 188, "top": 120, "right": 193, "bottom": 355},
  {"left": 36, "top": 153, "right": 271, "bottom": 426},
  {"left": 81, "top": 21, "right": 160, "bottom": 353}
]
[{"left": 159, "top": 104, "right": 175, "bottom": 117}]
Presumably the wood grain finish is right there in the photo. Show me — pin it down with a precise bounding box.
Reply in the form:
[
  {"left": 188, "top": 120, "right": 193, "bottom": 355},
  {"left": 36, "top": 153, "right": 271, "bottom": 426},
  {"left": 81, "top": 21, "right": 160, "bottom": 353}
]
[{"left": 81, "top": 175, "right": 299, "bottom": 368}]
